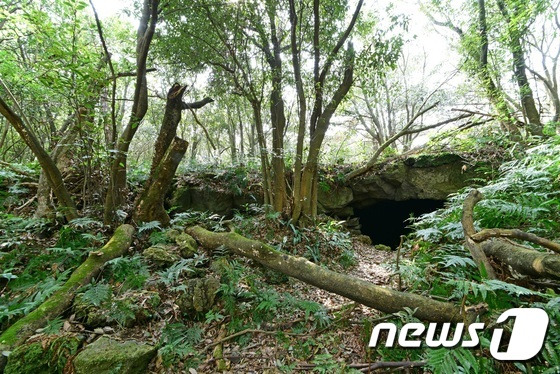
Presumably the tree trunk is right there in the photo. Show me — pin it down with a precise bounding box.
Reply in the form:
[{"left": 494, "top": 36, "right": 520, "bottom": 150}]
[
  {"left": 104, "top": 0, "right": 159, "bottom": 224},
  {"left": 496, "top": 0, "right": 543, "bottom": 136},
  {"left": 133, "top": 137, "right": 188, "bottom": 226},
  {"left": 0, "top": 97, "right": 78, "bottom": 221},
  {"left": 476, "top": 0, "right": 520, "bottom": 135},
  {"left": 0, "top": 224, "right": 135, "bottom": 370},
  {"left": 250, "top": 101, "right": 273, "bottom": 207},
  {"left": 35, "top": 112, "right": 79, "bottom": 219},
  {"left": 187, "top": 226, "right": 466, "bottom": 323}
]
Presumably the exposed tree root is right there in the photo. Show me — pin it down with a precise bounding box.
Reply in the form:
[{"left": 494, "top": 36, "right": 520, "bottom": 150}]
[
  {"left": 186, "top": 226, "right": 466, "bottom": 323},
  {"left": 462, "top": 189, "right": 560, "bottom": 280},
  {"left": 0, "top": 224, "right": 135, "bottom": 370}
]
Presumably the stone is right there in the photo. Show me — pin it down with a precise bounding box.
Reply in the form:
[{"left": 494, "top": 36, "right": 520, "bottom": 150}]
[
  {"left": 4, "top": 335, "right": 83, "bottom": 374},
  {"left": 355, "top": 234, "right": 372, "bottom": 245},
  {"left": 317, "top": 186, "right": 353, "bottom": 211},
  {"left": 143, "top": 245, "right": 180, "bottom": 267},
  {"left": 73, "top": 337, "right": 156, "bottom": 374},
  {"left": 375, "top": 244, "right": 392, "bottom": 251},
  {"left": 164, "top": 229, "right": 181, "bottom": 242},
  {"left": 73, "top": 291, "right": 161, "bottom": 328},
  {"left": 177, "top": 277, "right": 220, "bottom": 314},
  {"left": 175, "top": 233, "right": 198, "bottom": 258}
]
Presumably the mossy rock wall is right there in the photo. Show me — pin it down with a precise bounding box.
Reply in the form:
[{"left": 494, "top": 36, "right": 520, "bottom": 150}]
[{"left": 171, "top": 153, "right": 480, "bottom": 217}]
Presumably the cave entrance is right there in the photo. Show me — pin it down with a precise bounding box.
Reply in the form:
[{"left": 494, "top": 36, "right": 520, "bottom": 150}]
[{"left": 354, "top": 199, "right": 445, "bottom": 249}]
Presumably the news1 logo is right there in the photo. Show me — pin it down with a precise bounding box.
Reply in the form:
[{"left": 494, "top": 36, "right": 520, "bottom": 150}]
[{"left": 368, "top": 308, "right": 549, "bottom": 361}]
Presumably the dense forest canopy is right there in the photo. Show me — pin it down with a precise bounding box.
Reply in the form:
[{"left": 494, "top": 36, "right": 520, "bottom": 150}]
[{"left": 0, "top": 0, "right": 560, "bottom": 373}]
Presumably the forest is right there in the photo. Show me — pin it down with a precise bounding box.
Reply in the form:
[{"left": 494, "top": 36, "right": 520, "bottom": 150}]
[{"left": 0, "top": 0, "right": 560, "bottom": 372}]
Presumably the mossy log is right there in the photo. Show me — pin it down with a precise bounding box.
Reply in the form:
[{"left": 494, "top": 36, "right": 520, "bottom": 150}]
[
  {"left": 0, "top": 224, "right": 134, "bottom": 365},
  {"left": 462, "top": 189, "right": 560, "bottom": 280},
  {"left": 186, "top": 226, "right": 464, "bottom": 323}
]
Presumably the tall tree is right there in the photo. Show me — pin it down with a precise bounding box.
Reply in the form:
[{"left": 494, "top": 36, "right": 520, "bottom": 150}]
[{"left": 103, "top": 0, "right": 159, "bottom": 223}]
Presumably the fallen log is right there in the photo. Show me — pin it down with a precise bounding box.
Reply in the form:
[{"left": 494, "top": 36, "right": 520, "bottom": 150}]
[
  {"left": 481, "top": 239, "right": 560, "bottom": 280},
  {"left": 186, "top": 226, "right": 465, "bottom": 323},
  {"left": 0, "top": 224, "right": 135, "bottom": 367},
  {"left": 462, "top": 189, "right": 560, "bottom": 280}
]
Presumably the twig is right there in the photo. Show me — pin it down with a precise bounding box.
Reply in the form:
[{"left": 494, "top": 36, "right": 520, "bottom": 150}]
[{"left": 202, "top": 328, "right": 307, "bottom": 353}]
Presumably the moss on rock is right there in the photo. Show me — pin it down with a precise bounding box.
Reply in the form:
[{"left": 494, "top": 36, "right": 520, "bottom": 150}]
[
  {"left": 4, "top": 334, "right": 83, "bottom": 374},
  {"left": 143, "top": 245, "right": 180, "bottom": 267},
  {"left": 404, "top": 153, "right": 462, "bottom": 168},
  {"left": 375, "top": 244, "right": 392, "bottom": 251},
  {"left": 72, "top": 337, "right": 156, "bottom": 374},
  {"left": 177, "top": 277, "right": 220, "bottom": 314},
  {"left": 175, "top": 233, "right": 198, "bottom": 258},
  {"left": 73, "top": 290, "right": 161, "bottom": 328}
]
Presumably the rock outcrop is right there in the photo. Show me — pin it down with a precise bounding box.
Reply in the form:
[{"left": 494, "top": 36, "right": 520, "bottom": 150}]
[{"left": 171, "top": 153, "right": 479, "bottom": 218}]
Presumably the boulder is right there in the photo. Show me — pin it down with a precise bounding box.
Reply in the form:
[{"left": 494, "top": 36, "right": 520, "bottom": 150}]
[
  {"left": 354, "top": 234, "right": 372, "bottom": 245},
  {"left": 143, "top": 245, "right": 180, "bottom": 267},
  {"left": 375, "top": 244, "right": 392, "bottom": 252},
  {"left": 73, "top": 337, "right": 156, "bottom": 374},
  {"left": 175, "top": 233, "right": 198, "bottom": 258},
  {"left": 73, "top": 290, "right": 161, "bottom": 328},
  {"left": 177, "top": 277, "right": 220, "bottom": 314},
  {"left": 4, "top": 335, "right": 83, "bottom": 374}
]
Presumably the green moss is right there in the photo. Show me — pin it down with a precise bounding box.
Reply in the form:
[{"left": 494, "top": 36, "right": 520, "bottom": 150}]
[
  {"left": 0, "top": 225, "right": 134, "bottom": 349},
  {"left": 142, "top": 245, "right": 180, "bottom": 267},
  {"left": 177, "top": 277, "right": 220, "bottom": 314},
  {"left": 4, "top": 335, "right": 83, "bottom": 374},
  {"left": 175, "top": 233, "right": 198, "bottom": 258},
  {"left": 73, "top": 337, "right": 156, "bottom": 374},
  {"left": 405, "top": 153, "right": 462, "bottom": 168},
  {"left": 374, "top": 244, "right": 392, "bottom": 252}
]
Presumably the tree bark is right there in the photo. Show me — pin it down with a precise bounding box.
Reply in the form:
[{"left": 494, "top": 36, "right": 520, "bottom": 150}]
[
  {"left": 0, "top": 224, "right": 135, "bottom": 370},
  {"left": 0, "top": 96, "right": 78, "bottom": 221},
  {"left": 104, "top": 0, "right": 159, "bottom": 224},
  {"left": 481, "top": 240, "right": 560, "bottom": 280},
  {"left": 461, "top": 190, "right": 497, "bottom": 279},
  {"left": 496, "top": 0, "right": 543, "bottom": 136},
  {"left": 186, "top": 226, "right": 465, "bottom": 323},
  {"left": 476, "top": 0, "right": 521, "bottom": 135},
  {"left": 133, "top": 137, "right": 188, "bottom": 226}
]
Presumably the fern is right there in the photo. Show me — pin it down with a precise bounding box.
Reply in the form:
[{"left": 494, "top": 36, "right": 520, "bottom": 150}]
[
  {"left": 425, "top": 347, "right": 480, "bottom": 374},
  {"left": 439, "top": 255, "right": 476, "bottom": 269},
  {"left": 137, "top": 220, "right": 162, "bottom": 233},
  {"left": 159, "top": 323, "right": 203, "bottom": 367},
  {"left": 81, "top": 283, "right": 111, "bottom": 307}
]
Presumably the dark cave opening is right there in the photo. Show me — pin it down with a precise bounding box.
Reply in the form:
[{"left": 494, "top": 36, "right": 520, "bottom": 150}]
[{"left": 354, "top": 199, "right": 445, "bottom": 249}]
